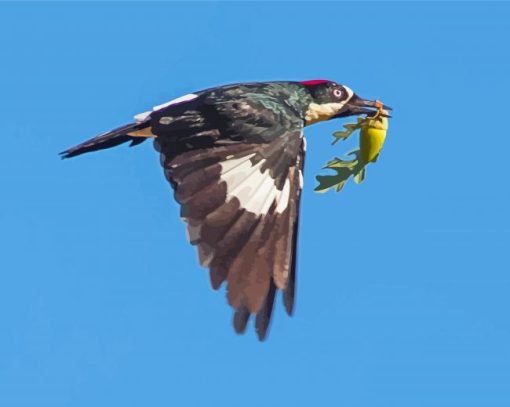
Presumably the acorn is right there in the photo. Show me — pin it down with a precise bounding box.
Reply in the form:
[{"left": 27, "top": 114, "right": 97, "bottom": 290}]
[{"left": 359, "top": 109, "right": 389, "bottom": 163}]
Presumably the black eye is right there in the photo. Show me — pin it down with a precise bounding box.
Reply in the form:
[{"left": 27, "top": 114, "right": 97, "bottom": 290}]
[{"left": 333, "top": 89, "right": 343, "bottom": 98}]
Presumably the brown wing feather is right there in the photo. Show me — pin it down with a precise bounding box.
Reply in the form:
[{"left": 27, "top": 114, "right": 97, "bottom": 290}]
[
  {"left": 155, "top": 134, "right": 305, "bottom": 339},
  {"left": 283, "top": 146, "right": 305, "bottom": 315},
  {"left": 255, "top": 281, "right": 277, "bottom": 340}
]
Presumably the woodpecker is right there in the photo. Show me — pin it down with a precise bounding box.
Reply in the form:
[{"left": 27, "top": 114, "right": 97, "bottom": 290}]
[{"left": 61, "top": 80, "right": 389, "bottom": 340}]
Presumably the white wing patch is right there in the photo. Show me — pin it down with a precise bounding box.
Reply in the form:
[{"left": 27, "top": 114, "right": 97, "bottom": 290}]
[
  {"left": 134, "top": 93, "right": 198, "bottom": 123},
  {"left": 275, "top": 178, "right": 291, "bottom": 213},
  {"left": 219, "top": 155, "right": 290, "bottom": 216}
]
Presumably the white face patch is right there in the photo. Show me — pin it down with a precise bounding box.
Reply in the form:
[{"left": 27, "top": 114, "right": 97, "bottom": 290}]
[
  {"left": 343, "top": 86, "right": 354, "bottom": 102},
  {"left": 133, "top": 93, "right": 198, "bottom": 123},
  {"left": 305, "top": 102, "right": 346, "bottom": 125},
  {"left": 219, "top": 155, "right": 290, "bottom": 215}
]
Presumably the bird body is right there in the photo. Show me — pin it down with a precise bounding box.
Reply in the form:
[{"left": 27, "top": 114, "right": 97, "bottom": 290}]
[{"left": 61, "top": 79, "right": 387, "bottom": 340}]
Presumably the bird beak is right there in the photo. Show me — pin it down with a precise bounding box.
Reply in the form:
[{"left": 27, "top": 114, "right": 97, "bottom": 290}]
[{"left": 335, "top": 94, "right": 392, "bottom": 118}]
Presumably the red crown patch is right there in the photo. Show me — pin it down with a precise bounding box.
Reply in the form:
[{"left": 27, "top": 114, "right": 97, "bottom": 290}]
[{"left": 300, "top": 79, "right": 330, "bottom": 86}]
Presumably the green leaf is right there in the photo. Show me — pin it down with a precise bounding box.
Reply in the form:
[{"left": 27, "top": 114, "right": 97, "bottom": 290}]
[
  {"left": 331, "top": 117, "right": 370, "bottom": 145},
  {"left": 314, "top": 162, "right": 356, "bottom": 193}
]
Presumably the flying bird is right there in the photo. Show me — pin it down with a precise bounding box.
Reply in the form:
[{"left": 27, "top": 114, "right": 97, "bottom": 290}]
[{"left": 61, "top": 80, "right": 388, "bottom": 340}]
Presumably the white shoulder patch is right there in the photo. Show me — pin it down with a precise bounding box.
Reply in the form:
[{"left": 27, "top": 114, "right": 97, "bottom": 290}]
[
  {"left": 133, "top": 93, "right": 198, "bottom": 123},
  {"left": 153, "top": 93, "right": 198, "bottom": 111},
  {"left": 134, "top": 111, "right": 151, "bottom": 123}
]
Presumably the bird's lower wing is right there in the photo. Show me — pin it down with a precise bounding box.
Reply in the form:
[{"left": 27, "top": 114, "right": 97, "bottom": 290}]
[{"left": 155, "top": 132, "right": 305, "bottom": 340}]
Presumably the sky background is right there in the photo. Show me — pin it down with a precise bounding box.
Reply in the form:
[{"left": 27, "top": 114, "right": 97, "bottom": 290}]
[{"left": 1, "top": 2, "right": 509, "bottom": 407}]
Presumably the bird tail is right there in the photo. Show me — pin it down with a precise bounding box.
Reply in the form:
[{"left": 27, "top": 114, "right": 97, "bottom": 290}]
[{"left": 59, "top": 121, "right": 153, "bottom": 159}]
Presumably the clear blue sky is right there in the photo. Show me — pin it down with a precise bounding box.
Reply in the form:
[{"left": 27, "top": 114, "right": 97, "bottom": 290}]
[{"left": 1, "top": 2, "right": 509, "bottom": 406}]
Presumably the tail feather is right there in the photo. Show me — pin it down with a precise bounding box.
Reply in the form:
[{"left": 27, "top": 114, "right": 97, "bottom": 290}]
[{"left": 60, "top": 121, "right": 151, "bottom": 159}]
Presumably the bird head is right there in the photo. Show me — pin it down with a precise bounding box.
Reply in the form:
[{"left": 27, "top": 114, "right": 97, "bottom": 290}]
[{"left": 300, "top": 79, "right": 390, "bottom": 125}]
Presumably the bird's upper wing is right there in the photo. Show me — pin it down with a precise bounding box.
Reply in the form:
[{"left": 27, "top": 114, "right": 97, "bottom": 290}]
[{"left": 151, "top": 90, "right": 305, "bottom": 340}]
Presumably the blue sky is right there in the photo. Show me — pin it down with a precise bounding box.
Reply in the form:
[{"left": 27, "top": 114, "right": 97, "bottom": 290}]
[{"left": 1, "top": 2, "right": 509, "bottom": 406}]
